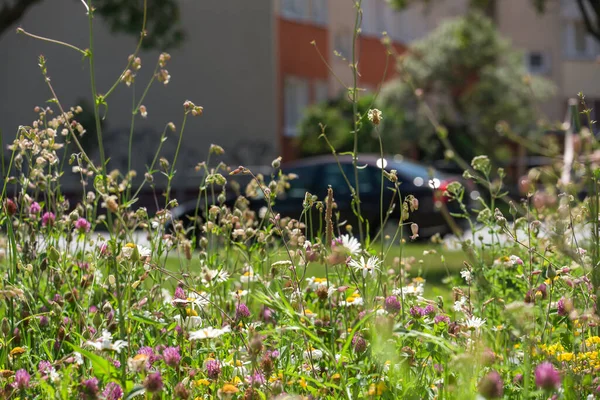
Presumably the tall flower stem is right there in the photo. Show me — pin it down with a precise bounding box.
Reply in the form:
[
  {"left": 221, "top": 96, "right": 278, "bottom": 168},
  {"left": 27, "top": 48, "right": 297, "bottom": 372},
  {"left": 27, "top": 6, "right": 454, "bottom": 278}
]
[
  {"left": 350, "top": 0, "right": 363, "bottom": 240},
  {"left": 86, "top": 1, "right": 111, "bottom": 229}
]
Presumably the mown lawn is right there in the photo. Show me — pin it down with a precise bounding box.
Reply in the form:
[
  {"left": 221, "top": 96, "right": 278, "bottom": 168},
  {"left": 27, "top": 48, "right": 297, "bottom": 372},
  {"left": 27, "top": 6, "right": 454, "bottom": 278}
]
[{"left": 164, "top": 243, "right": 466, "bottom": 299}]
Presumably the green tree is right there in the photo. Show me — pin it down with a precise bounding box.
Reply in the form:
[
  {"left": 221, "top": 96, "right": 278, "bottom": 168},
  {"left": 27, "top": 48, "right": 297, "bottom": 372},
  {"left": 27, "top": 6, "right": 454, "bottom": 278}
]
[
  {"left": 376, "top": 12, "right": 555, "bottom": 162},
  {"left": 0, "top": 0, "right": 184, "bottom": 49},
  {"left": 298, "top": 94, "right": 402, "bottom": 158}
]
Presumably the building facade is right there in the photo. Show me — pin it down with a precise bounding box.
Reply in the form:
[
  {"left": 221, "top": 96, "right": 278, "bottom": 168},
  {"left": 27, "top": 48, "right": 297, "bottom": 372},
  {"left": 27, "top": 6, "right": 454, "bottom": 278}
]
[
  {"left": 494, "top": 0, "right": 600, "bottom": 122},
  {"left": 391, "top": 0, "right": 600, "bottom": 123},
  {"left": 275, "top": 0, "right": 406, "bottom": 160},
  {"left": 0, "top": 0, "right": 409, "bottom": 190},
  {"left": 0, "top": 0, "right": 278, "bottom": 191}
]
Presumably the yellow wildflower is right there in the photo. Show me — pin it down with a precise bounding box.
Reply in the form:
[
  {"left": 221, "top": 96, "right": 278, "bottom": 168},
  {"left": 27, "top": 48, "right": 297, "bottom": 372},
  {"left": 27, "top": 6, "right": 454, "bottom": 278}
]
[
  {"left": 557, "top": 352, "right": 575, "bottom": 362},
  {"left": 9, "top": 347, "right": 26, "bottom": 357},
  {"left": 586, "top": 336, "right": 600, "bottom": 346}
]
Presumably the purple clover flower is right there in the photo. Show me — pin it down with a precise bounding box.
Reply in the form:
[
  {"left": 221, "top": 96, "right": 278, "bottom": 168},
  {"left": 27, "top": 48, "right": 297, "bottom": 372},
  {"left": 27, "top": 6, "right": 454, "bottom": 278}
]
[
  {"left": 75, "top": 217, "right": 91, "bottom": 233},
  {"left": 143, "top": 372, "right": 164, "bottom": 393},
  {"left": 236, "top": 303, "right": 251, "bottom": 319},
  {"left": 42, "top": 212, "right": 55, "bottom": 227},
  {"left": 352, "top": 335, "right": 367, "bottom": 353},
  {"left": 206, "top": 359, "right": 221, "bottom": 380},
  {"left": 80, "top": 377, "right": 99, "bottom": 399},
  {"left": 249, "top": 372, "right": 266, "bottom": 387},
  {"left": 535, "top": 362, "right": 561, "bottom": 391},
  {"left": 163, "top": 346, "right": 181, "bottom": 367},
  {"left": 384, "top": 296, "right": 401, "bottom": 314},
  {"left": 13, "top": 369, "right": 30, "bottom": 390},
  {"left": 557, "top": 297, "right": 567, "bottom": 316},
  {"left": 102, "top": 382, "right": 123, "bottom": 400},
  {"left": 30, "top": 202, "right": 41, "bottom": 215},
  {"left": 478, "top": 370, "right": 504, "bottom": 399},
  {"left": 137, "top": 346, "right": 160, "bottom": 366},
  {"left": 38, "top": 361, "right": 53, "bottom": 375}
]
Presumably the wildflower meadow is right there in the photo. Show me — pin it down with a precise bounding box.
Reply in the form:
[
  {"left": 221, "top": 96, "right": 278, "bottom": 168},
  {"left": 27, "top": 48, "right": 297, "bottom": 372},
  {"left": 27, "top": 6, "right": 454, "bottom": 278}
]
[{"left": 1, "top": 2, "right": 600, "bottom": 400}]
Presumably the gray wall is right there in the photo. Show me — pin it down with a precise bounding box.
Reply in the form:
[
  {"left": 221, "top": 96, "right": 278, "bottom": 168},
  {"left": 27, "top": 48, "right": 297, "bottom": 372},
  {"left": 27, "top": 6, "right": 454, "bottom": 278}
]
[{"left": 0, "top": 0, "right": 277, "bottom": 191}]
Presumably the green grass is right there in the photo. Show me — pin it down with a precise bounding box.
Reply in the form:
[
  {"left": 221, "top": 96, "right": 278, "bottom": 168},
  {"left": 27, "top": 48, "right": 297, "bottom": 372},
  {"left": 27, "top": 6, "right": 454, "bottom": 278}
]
[{"left": 163, "top": 243, "right": 466, "bottom": 295}]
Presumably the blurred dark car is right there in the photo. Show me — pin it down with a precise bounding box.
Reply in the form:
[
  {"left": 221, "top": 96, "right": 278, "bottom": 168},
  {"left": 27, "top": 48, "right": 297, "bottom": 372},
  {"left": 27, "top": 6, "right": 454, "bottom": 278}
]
[{"left": 171, "top": 154, "right": 477, "bottom": 239}]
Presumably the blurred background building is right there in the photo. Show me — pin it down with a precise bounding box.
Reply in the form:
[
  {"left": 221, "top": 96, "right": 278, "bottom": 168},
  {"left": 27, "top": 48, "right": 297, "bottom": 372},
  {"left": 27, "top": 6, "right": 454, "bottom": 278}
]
[{"left": 0, "top": 0, "right": 598, "bottom": 193}]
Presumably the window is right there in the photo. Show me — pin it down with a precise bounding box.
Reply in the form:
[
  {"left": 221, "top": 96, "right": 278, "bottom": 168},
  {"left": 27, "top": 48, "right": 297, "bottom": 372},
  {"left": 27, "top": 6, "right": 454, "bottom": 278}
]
[
  {"left": 284, "top": 77, "right": 309, "bottom": 137},
  {"left": 281, "top": 0, "right": 308, "bottom": 19},
  {"left": 526, "top": 51, "right": 550, "bottom": 74},
  {"left": 311, "top": 0, "right": 328, "bottom": 25},
  {"left": 361, "top": 0, "right": 386, "bottom": 36},
  {"left": 334, "top": 31, "right": 352, "bottom": 58},
  {"left": 281, "top": 0, "right": 328, "bottom": 25},
  {"left": 564, "top": 20, "right": 599, "bottom": 59},
  {"left": 574, "top": 21, "right": 588, "bottom": 54}
]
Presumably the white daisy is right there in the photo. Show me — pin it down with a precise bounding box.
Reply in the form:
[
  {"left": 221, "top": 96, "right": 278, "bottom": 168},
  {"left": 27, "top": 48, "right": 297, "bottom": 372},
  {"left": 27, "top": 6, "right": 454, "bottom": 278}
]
[
  {"left": 120, "top": 243, "right": 151, "bottom": 261},
  {"left": 85, "top": 330, "right": 128, "bottom": 353},
  {"left": 230, "top": 289, "right": 249, "bottom": 299},
  {"left": 240, "top": 266, "right": 258, "bottom": 283},
  {"left": 306, "top": 276, "right": 329, "bottom": 290},
  {"left": 303, "top": 348, "right": 323, "bottom": 360},
  {"left": 338, "top": 292, "right": 364, "bottom": 307},
  {"left": 172, "top": 291, "right": 210, "bottom": 310},
  {"left": 173, "top": 315, "right": 202, "bottom": 329},
  {"left": 201, "top": 268, "right": 230, "bottom": 285},
  {"left": 392, "top": 283, "right": 424, "bottom": 297},
  {"left": 189, "top": 325, "right": 231, "bottom": 340},
  {"left": 465, "top": 316, "right": 486, "bottom": 331},
  {"left": 348, "top": 256, "right": 382, "bottom": 278},
  {"left": 337, "top": 234, "right": 361, "bottom": 255}
]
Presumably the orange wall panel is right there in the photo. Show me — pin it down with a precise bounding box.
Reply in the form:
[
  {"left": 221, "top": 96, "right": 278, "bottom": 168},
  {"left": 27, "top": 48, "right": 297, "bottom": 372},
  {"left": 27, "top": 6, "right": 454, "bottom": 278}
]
[
  {"left": 277, "top": 18, "right": 330, "bottom": 161},
  {"left": 357, "top": 36, "right": 406, "bottom": 88},
  {"left": 278, "top": 19, "right": 330, "bottom": 78}
]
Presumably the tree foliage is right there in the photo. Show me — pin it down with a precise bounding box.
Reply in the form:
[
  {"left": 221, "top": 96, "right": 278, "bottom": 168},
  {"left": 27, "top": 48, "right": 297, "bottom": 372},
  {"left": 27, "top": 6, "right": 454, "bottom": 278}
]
[
  {"left": 297, "top": 95, "right": 384, "bottom": 158},
  {"left": 376, "top": 12, "right": 555, "bottom": 162},
  {"left": 0, "top": 0, "right": 184, "bottom": 49}
]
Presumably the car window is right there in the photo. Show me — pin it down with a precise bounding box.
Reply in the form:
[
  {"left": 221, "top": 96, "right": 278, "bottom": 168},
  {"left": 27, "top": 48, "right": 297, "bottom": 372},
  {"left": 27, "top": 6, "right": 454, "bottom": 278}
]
[
  {"left": 283, "top": 165, "right": 318, "bottom": 199},
  {"left": 321, "top": 163, "right": 377, "bottom": 196}
]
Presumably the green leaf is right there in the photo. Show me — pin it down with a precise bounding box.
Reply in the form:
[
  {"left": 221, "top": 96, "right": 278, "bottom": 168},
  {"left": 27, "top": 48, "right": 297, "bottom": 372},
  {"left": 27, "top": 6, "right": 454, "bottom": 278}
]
[
  {"left": 130, "top": 313, "right": 163, "bottom": 328},
  {"left": 66, "top": 342, "right": 118, "bottom": 379}
]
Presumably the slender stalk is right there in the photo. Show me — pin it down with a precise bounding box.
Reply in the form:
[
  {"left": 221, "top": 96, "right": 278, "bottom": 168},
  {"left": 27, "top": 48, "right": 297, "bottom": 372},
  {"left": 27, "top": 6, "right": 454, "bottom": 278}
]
[
  {"left": 350, "top": 0, "right": 364, "bottom": 240},
  {"left": 165, "top": 113, "right": 188, "bottom": 205},
  {"left": 86, "top": 2, "right": 111, "bottom": 224},
  {"left": 102, "top": 0, "right": 149, "bottom": 100},
  {"left": 17, "top": 28, "right": 86, "bottom": 55}
]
